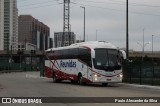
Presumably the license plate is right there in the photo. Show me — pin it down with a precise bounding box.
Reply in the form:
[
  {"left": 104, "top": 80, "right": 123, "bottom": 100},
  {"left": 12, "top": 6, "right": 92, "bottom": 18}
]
[{"left": 107, "top": 79, "right": 111, "bottom": 81}]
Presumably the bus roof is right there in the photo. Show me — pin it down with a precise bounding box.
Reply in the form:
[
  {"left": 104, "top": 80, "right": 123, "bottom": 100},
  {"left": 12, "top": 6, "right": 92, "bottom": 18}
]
[{"left": 46, "top": 41, "right": 117, "bottom": 51}]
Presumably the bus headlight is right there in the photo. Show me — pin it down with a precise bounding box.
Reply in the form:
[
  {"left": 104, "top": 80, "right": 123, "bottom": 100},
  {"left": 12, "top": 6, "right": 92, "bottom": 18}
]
[
  {"left": 93, "top": 73, "right": 98, "bottom": 81},
  {"left": 120, "top": 74, "right": 123, "bottom": 78},
  {"left": 94, "top": 74, "right": 97, "bottom": 77}
]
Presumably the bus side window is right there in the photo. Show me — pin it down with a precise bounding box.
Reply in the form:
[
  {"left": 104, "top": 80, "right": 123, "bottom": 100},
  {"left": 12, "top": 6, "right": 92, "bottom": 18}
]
[
  {"left": 67, "top": 48, "right": 79, "bottom": 59},
  {"left": 78, "top": 48, "right": 92, "bottom": 68}
]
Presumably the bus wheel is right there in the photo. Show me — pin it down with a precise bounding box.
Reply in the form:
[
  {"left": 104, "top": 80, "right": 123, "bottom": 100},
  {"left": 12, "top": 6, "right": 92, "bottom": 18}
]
[
  {"left": 52, "top": 73, "right": 57, "bottom": 82},
  {"left": 78, "top": 74, "right": 84, "bottom": 85},
  {"left": 52, "top": 73, "right": 61, "bottom": 83},
  {"left": 71, "top": 80, "right": 77, "bottom": 84},
  {"left": 102, "top": 83, "right": 108, "bottom": 86}
]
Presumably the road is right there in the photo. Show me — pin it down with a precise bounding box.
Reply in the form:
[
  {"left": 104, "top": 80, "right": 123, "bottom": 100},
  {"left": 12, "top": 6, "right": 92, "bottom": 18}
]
[{"left": 0, "top": 72, "right": 159, "bottom": 106}]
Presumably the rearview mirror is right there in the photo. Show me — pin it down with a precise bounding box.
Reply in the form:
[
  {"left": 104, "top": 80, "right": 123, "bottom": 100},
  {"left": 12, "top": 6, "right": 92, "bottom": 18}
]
[{"left": 91, "top": 50, "right": 95, "bottom": 58}]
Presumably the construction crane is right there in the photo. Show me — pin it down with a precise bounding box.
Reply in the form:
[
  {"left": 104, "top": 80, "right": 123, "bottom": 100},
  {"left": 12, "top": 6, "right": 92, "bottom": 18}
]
[{"left": 62, "top": 0, "right": 71, "bottom": 47}]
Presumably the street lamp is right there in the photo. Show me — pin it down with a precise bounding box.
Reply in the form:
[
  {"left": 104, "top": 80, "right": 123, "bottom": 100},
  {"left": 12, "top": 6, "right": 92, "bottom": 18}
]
[
  {"left": 80, "top": 6, "right": 85, "bottom": 42},
  {"left": 152, "top": 35, "right": 154, "bottom": 57},
  {"left": 152, "top": 35, "right": 160, "bottom": 55},
  {"left": 137, "top": 41, "right": 151, "bottom": 61},
  {"left": 126, "top": 0, "right": 129, "bottom": 59},
  {"left": 69, "top": 24, "right": 71, "bottom": 45},
  {"left": 96, "top": 29, "right": 98, "bottom": 41},
  {"left": 152, "top": 35, "right": 154, "bottom": 85}
]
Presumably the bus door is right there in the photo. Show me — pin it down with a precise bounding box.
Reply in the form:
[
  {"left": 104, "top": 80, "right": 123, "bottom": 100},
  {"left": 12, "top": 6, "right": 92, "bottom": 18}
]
[
  {"left": 81, "top": 63, "right": 90, "bottom": 80},
  {"left": 87, "top": 60, "right": 92, "bottom": 81}
]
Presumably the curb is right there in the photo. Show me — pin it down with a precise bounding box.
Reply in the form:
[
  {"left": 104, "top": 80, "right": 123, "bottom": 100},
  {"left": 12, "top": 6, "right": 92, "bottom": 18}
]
[
  {"left": 118, "top": 83, "right": 160, "bottom": 90},
  {"left": 0, "top": 70, "right": 26, "bottom": 74}
]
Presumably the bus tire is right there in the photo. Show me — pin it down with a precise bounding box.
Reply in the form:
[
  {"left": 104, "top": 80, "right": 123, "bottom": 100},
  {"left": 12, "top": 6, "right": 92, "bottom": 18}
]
[
  {"left": 52, "top": 73, "right": 57, "bottom": 82},
  {"left": 102, "top": 83, "right": 108, "bottom": 86},
  {"left": 52, "top": 73, "right": 61, "bottom": 83},
  {"left": 71, "top": 80, "right": 77, "bottom": 84},
  {"left": 78, "top": 74, "right": 84, "bottom": 85}
]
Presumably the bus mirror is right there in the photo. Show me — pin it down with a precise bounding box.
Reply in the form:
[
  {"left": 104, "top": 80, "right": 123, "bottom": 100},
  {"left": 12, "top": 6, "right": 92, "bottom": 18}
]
[
  {"left": 119, "top": 50, "right": 126, "bottom": 60},
  {"left": 92, "top": 50, "right": 95, "bottom": 58}
]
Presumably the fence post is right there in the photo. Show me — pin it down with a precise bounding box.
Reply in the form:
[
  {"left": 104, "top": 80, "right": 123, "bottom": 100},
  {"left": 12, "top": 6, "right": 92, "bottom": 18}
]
[
  {"left": 139, "top": 59, "right": 142, "bottom": 85},
  {"left": 129, "top": 61, "right": 132, "bottom": 83},
  {"left": 151, "top": 61, "right": 154, "bottom": 86}
]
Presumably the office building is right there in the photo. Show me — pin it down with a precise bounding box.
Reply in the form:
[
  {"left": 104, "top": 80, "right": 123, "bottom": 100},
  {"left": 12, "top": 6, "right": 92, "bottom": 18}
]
[
  {"left": 18, "top": 15, "right": 51, "bottom": 50},
  {"left": 0, "top": 0, "right": 18, "bottom": 50},
  {"left": 54, "top": 32, "right": 76, "bottom": 48},
  {"left": 49, "top": 38, "right": 53, "bottom": 48}
]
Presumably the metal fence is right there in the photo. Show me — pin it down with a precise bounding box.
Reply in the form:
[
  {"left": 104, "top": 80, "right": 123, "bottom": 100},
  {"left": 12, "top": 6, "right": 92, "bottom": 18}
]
[
  {"left": 0, "top": 56, "right": 44, "bottom": 76},
  {"left": 123, "top": 59, "right": 160, "bottom": 86}
]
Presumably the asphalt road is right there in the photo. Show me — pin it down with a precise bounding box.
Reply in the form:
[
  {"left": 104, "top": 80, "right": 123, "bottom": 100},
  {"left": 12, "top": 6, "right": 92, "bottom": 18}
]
[{"left": 0, "top": 72, "right": 160, "bottom": 106}]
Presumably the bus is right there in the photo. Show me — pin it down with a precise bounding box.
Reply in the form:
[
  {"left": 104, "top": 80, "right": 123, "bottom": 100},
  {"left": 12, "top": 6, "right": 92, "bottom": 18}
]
[{"left": 45, "top": 41, "right": 126, "bottom": 85}]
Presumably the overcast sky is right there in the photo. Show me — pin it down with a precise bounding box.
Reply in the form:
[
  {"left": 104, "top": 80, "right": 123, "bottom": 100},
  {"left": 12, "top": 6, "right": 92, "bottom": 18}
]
[{"left": 17, "top": 0, "right": 160, "bottom": 51}]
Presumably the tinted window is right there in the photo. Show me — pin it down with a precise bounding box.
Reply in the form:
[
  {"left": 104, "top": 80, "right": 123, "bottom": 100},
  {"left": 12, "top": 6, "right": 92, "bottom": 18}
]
[
  {"left": 78, "top": 48, "right": 92, "bottom": 67},
  {"left": 46, "top": 48, "right": 92, "bottom": 67},
  {"left": 94, "top": 49, "right": 121, "bottom": 71}
]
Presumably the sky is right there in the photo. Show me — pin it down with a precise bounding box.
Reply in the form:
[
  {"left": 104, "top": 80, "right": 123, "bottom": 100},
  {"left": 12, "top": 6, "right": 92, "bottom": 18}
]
[{"left": 17, "top": 0, "right": 160, "bottom": 51}]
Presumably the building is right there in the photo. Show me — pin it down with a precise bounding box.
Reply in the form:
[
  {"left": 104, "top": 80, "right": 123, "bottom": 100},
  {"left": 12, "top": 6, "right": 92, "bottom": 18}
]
[
  {"left": 18, "top": 15, "right": 51, "bottom": 50},
  {"left": 18, "top": 43, "right": 37, "bottom": 51},
  {"left": 0, "top": 0, "right": 18, "bottom": 50},
  {"left": 49, "top": 38, "right": 53, "bottom": 48},
  {"left": 54, "top": 32, "right": 76, "bottom": 48},
  {"left": 76, "top": 40, "right": 84, "bottom": 43}
]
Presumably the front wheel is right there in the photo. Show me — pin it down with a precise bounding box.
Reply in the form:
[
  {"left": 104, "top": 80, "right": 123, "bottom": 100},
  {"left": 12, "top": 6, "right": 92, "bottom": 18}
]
[{"left": 102, "top": 83, "right": 108, "bottom": 86}]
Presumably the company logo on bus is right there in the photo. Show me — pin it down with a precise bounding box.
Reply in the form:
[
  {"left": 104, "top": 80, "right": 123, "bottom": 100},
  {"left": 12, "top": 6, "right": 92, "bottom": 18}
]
[{"left": 60, "top": 60, "right": 76, "bottom": 68}]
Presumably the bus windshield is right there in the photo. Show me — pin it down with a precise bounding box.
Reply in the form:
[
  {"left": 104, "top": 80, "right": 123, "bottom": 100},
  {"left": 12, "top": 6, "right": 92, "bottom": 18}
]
[{"left": 93, "top": 48, "right": 121, "bottom": 71}]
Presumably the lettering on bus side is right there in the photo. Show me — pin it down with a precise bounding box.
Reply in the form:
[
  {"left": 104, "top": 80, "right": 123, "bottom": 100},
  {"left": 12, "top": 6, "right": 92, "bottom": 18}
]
[{"left": 60, "top": 60, "right": 76, "bottom": 68}]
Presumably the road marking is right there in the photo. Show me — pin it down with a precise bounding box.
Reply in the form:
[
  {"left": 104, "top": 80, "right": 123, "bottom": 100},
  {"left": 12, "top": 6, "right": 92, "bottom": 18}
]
[{"left": 25, "top": 74, "right": 46, "bottom": 79}]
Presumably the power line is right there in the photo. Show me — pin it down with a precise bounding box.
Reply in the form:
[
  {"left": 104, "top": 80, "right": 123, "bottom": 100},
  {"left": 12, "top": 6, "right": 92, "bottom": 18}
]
[
  {"left": 71, "top": 2, "right": 124, "bottom": 12},
  {"left": 16, "top": 0, "right": 160, "bottom": 17},
  {"left": 0, "top": 0, "right": 61, "bottom": 5},
  {"left": 18, "top": 0, "right": 56, "bottom": 7},
  {"left": 71, "top": 2, "right": 160, "bottom": 17},
  {"left": 18, "top": 0, "right": 63, "bottom": 10},
  {"left": 2, "top": 0, "right": 160, "bottom": 8},
  {"left": 73, "top": 0, "right": 160, "bottom": 8},
  {"left": 20, "top": 3, "right": 62, "bottom": 10}
]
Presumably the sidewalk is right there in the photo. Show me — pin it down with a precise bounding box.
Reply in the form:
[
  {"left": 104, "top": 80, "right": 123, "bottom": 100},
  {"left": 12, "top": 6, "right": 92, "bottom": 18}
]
[{"left": 118, "top": 83, "right": 160, "bottom": 90}]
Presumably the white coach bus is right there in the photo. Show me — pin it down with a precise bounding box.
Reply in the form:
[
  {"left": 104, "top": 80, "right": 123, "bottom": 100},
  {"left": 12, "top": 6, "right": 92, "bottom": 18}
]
[{"left": 45, "top": 41, "right": 126, "bottom": 86}]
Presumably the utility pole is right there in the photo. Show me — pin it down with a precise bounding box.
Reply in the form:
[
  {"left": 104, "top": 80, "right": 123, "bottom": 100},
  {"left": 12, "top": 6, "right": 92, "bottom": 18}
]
[
  {"left": 152, "top": 35, "right": 154, "bottom": 85},
  {"left": 142, "top": 28, "right": 145, "bottom": 61},
  {"left": 126, "top": 0, "right": 129, "bottom": 59},
  {"left": 25, "top": 37, "right": 27, "bottom": 71},
  {"left": 69, "top": 24, "right": 72, "bottom": 45},
  {"left": 7, "top": 33, "right": 9, "bottom": 64},
  {"left": 10, "top": 36, "right": 13, "bottom": 62},
  {"left": 96, "top": 29, "right": 98, "bottom": 41},
  {"left": 84, "top": 7, "right": 85, "bottom": 42},
  {"left": 80, "top": 6, "right": 85, "bottom": 42}
]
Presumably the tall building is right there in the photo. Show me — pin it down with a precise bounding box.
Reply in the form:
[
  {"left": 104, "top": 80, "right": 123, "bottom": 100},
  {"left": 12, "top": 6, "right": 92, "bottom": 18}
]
[
  {"left": 18, "top": 15, "right": 51, "bottom": 50},
  {"left": 54, "top": 32, "right": 76, "bottom": 48},
  {"left": 0, "top": 0, "right": 18, "bottom": 50},
  {"left": 49, "top": 38, "right": 53, "bottom": 48}
]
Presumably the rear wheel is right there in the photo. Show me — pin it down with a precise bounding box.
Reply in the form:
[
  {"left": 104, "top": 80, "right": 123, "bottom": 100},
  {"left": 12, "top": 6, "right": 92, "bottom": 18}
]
[
  {"left": 71, "top": 80, "right": 77, "bottom": 84},
  {"left": 52, "top": 73, "right": 61, "bottom": 83},
  {"left": 78, "top": 74, "right": 84, "bottom": 85}
]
